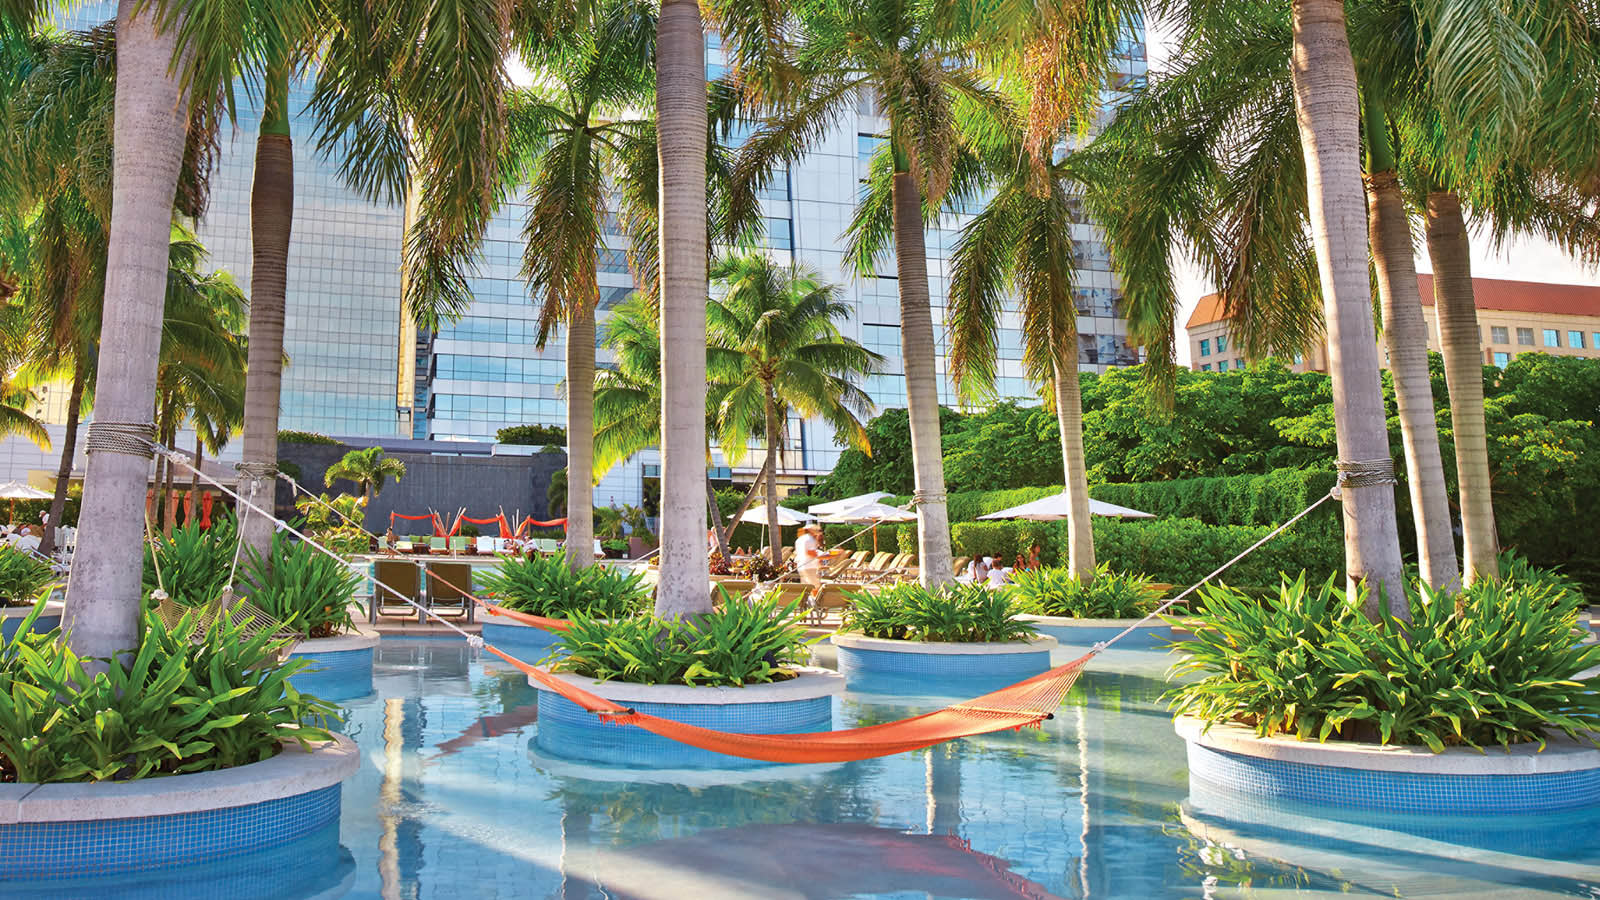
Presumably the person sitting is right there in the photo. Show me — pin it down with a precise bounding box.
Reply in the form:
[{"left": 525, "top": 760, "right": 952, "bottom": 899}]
[
  {"left": 14, "top": 525, "right": 41, "bottom": 554},
  {"left": 1026, "top": 542, "right": 1043, "bottom": 570},
  {"left": 985, "top": 563, "right": 1009, "bottom": 588},
  {"left": 970, "top": 556, "right": 992, "bottom": 583}
]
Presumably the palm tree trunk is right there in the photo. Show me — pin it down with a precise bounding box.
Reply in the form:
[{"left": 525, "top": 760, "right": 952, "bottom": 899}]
[
  {"left": 39, "top": 359, "right": 85, "bottom": 557},
  {"left": 239, "top": 60, "right": 293, "bottom": 570},
  {"left": 1288, "top": 0, "right": 1407, "bottom": 618},
  {"left": 654, "top": 0, "right": 709, "bottom": 619},
  {"left": 764, "top": 388, "right": 783, "bottom": 567},
  {"left": 705, "top": 475, "right": 733, "bottom": 560},
  {"left": 565, "top": 300, "right": 596, "bottom": 571},
  {"left": 67, "top": 0, "right": 192, "bottom": 660},
  {"left": 1363, "top": 110, "right": 1459, "bottom": 591},
  {"left": 890, "top": 170, "right": 954, "bottom": 586},
  {"left": 189, "top": 437, "right": 203, "bottom": 527},
  {"left": 163, "top": 421, "right": 179, "bottom": 534},
  {"left": 1424, "top": 191, "right": 1499, "bottom": 584},
  {"left": 1051, "top": 341, "right": 1094, "bottom": 580},
  {"left": 720, "top": 453, "right": 773, "bottom": 554}
]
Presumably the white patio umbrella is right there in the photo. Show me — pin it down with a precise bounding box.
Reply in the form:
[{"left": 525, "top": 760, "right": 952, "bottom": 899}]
[
  {"left": 977, "top": 492, "right": 1155, "bottom": 521},
  {"left": 735, "top": 504, "right": 815, "bottom": 527},
  {"left": 807, "top": 491, "right": 893, "bottom": 518},
  {"left": 814, "top": 501, "right": 917, "bottom": 552},
  {"left": 0, "top": 481, "right": 51, "bottom": 525}
]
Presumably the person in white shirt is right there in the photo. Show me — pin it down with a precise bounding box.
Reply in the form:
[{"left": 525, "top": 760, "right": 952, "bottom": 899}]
[
  {"left": 795, "top": 523, "right": 825, "bottom": 602},
  {"left": 985, "top": 565, "right": 1009, "bottom": 588}
]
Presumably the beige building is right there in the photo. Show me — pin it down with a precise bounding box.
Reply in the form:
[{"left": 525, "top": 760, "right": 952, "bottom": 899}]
[{"left": 1186, "top": 276, "right": 1600, "bottom": 372}]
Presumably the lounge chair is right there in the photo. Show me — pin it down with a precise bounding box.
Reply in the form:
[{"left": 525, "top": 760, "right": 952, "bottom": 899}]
[
  {"left": 374, "top": 560, "right": 422, "bottom": 621},
  {"left": 449, "top": 536, "right": 472, "bottom": 554},
  {"left": 476, "top": 536, "right": 496, "bottom": 554},
  {"left": 426, "top": 562, "right": 475, "bottom": 622}
]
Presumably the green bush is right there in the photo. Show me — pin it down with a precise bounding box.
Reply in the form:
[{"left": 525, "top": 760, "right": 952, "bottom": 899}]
[
  {"left": 1010, "top": 565, "right": 1162, "bottom": 618},
  {"left": 0, "top": 546, "right": 57, "bottom": 605},
  {"left": 245, "top": 536, "right": 361, "bottom": 638},
  {"left": 0, "top": 603, "right": 335, "bottom": 784},
  {"left": 477, "top": 552, "right": 648, "bottom": 619},
  {"left": 497, "top": 424, "right": 568, "bottom": 445},
  {"left": 1090, "top": 517, "right": 1342, "bottom": 588},
  {"left": 1167, "top": 575, "right": 1600, "bottom": 750},
  {"left": 1498, "top": 549, "right": 1584, "bottom": 603},
  {"left": 842, "top": 583, "right": 1038, "bottom": 643},
  {"left": 143, "top": 517, "right": 238, "bottom": 607},
  {"left": 277, "top": 430, "right": 339, "bottom": 445},
  {"left": 4, "top": 494, "right": 81, "bottom": 528},
  {"left": 551, "top": 595, "right": 811, "bottom": 686}
]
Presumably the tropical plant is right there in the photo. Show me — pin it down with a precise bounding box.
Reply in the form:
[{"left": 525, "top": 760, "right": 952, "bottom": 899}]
[
  {"left": 497, "top": 424, "right": 567, "bottom": 445},
  {"left": 0, "top": 603, "right": 334, "bottom": 784},
  {"left": 708, "top": 253, "right": 882, "bottom": 564},
  {"left": 476, "top": 552, "right": 648, "bottom": 620},
  {"left": 245, "top": 536, "right": 360, "bottom": 638},
  {"left": 143, "top": 516, "right": 239, "bottom": 609},
  {"left": 842, "top": 583, "right": 1038, "bottom": 643},
  {"left": 0, "top": 545, "right": 55, "bottom": 605},
  {"left": 1168, "top": 575, "right": 1600, "bottom": 750},
  {"left": 1009, "top": 565, "right": 1162, "bottom": 619},
  {"left": 551, "top": 595, "right": 812, "bottom": 686},
  {"left": 278, "top": 430, "right": 339, "bottom": 445},
  {"left": 324, "top": 447, "right": 406, "bottom": 504}
]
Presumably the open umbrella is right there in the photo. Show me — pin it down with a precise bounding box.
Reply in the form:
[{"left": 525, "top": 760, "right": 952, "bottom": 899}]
[
  {"left": 807, "top": 491, "right": 893, "bottom": 518},
  {"left": 977, "top": 492, "right": 1155, "bottom": 521},
  {"left": 814, "top": 501, "right": 917, "bottom": 552},
  {"left": 0, "top": 481, "right": 51, "bottom": 525},
  {"left": 735, "top": 504, "right": 815, "bottom": 527}
]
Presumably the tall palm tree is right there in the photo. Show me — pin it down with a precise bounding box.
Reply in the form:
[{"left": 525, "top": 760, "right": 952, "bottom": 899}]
[
  {"left": 707, "top": 254, "right": 881, "bottom": 565},
  {"left": 325, "top": 446, "right": 407, "bottom": 505},
  {"left": 0, "top": 303, "right": 52, "bottom": 452},
  {"left": 944, "top": 120, "right": 1096, "bottom": 580}
]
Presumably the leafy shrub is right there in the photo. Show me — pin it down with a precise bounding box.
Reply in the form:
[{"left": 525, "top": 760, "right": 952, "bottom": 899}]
[
  {"left": 1167, "top": 575, "right": 1600, "bottom": 750},
  {"left": 842, "top": 583, "right": 1038, "bottom": 643},
  {"left": 246, "top": 536, "right": 361, "bottom": 638},
  {"left": 552, "top": 595, "right": 812, "bottom": 686},
  {"left": 0, "top": 546, "right": 57, "bottom": 605},
  {"left": 477, "top": 552, "right": 648, "bottom": 619},
  {"left": 1498, "top": 549, "right": 1584, "bottom": 603},
  {"left": 0, "top": 603, "right": 335, "bottom": 784},
  {"left": 1010, "top": 565, "right": 1162, "bottom": 618},
  {"left": 497, "top": 424, "right": 568, "bottom": 445},
  {"left": 293, "top": 493, "right": 370, "bottom": 555},
  {"left": 1090, "top": 517, "right": 1342, "bottom": 588},
  {"left": 143, "top": 517, "right": 238, "bottom": 607},
  {"left": 277, "top": 430, "right": 339, "bottom": 445},
  {"left": 732, "top": 554, "right": 782, "bottom": 581}
]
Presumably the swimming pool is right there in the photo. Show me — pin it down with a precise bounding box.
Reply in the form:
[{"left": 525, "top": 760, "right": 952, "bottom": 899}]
[{"left": 10, "top": 637, "right": 1600, "bottom": 899}]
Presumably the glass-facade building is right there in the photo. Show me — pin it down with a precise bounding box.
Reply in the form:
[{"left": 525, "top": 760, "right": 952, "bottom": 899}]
[{"left": 51, "top": 7, "right": 1146, "bottom": 507}]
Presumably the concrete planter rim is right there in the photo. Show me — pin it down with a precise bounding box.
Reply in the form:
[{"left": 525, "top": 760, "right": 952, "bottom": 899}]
[
  {"left": 288, "top": 625, "right": 380, "bottom": 655},
  {"left": 1175, "top": 714, "right": 1600, "bottom": 776},
  {"left": 1016, "top": 613, "right": 1167, "bottom": 629},
  {"left": 0, "top": 599, "right": 62, "bottom": 616},
  {"left": 483, "top": 612, "right": 615, "bottom": 629},
  {"left": 531, "top": 665, "right": 845, "bottom": 705},
  {"left": 0, "top": 733, "right": 359, "bottom": 825},
  {"left": 829, "top": 632, "right": 1057, "bottom": 655}
]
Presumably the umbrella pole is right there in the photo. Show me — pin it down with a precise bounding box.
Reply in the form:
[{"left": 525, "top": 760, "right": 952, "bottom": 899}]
[{"left": 872, "top": 523, "right": 878, "bottom": 554}]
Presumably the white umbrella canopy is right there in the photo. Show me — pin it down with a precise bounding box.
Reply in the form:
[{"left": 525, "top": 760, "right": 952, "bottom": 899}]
[
  {"left": 807, "top": 491, "right": 894, "bottom": 517},
  {"left": 813, "top": 501, "right": 917, "bottom": 524},
  {"left": 0, "top": 481, "right": 50, "bottom": 500},
  {"left": 978, "top": 492, "right": 1155, "bottom": 521},
  {"left": 736, "top": 504, "right": 816, "bottom": 527}
]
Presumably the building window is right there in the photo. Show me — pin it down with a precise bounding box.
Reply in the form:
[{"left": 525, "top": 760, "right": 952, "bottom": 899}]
[
  {"left": 1518, "top": 327, "right": 1535, "bottom": 345},
  {"left": 599, "top": 247, "right": 629, "bottom": 274},
  {"left": 1293, "top": 353, "right": 1304, "bottom": 366},
  {"left": 1216, "top": 335, "right": 1229, "bottom": 353},
  {"left": 1490, "top": 326, "right": 1508, "bottom": 344},
  {"left": 1493, "top": 351, "right": 1511, "bottom": 368},
  {"left": 763, "top": 217, "right": 793, "bottom": 250},
  {"left": 1199, "top": 339, "right": 1211, "bottom": 357},
  {"left": 1570, "top": 331, "right": 1587, "bottom": 349},
  {"left": 1217, "top": 360, "right": 1228, "bottom": 372},
  {"left": 1594, "top": 332, "right": 1600, "bottom": 350},
  {"left": 1235, "top": 358, "right": 1245, "bottom": 369},
  {"left": 857, "top": 134, "right": 884, "bottom": 169},
  {"left": 1200, "top": 364, "right": 1211, "bottom": 371},
  {"left": 1544, "top": 329, "right": 1561, "bottom": 347}
]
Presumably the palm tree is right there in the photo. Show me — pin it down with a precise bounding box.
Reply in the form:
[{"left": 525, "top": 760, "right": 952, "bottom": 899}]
[
  {"left": 944, "top": 119, "right": 1096, "bottom": 580},
  {"left": 325, "top": 447, "right": 407, "bottom": 505},
  {"left": 707, "top": 254, "right": 881, "bottom": 565},
  {"left": 0, "top": 303, "right": 51, "bottom": 452}
]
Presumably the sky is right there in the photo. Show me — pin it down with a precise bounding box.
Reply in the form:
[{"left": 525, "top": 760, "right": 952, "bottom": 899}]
[{"left": 1142, "top": 23, "right": 1600, "bottom": 363}]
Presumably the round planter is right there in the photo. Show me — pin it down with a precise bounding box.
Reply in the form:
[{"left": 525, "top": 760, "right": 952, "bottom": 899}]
[
  {"left": 0, "top": 735, "right": 360, "bottom": 880},
  {"left": 1176, "top": 714, "right": 1600, "bottom": 815},
  {"left": 1015, "top": 613, "right": 1172, "bottom": 651},
  {"left": 287, "top": 628, "right": 379, "bottom": 701},
  {"left": 0, "top": 600, "right": 62, "bottom": 641},
  {"left": 828, "top": 632, "right": 1057, "bottom": 684},
  {"left": 531, "top": 666, "right": 844, "bottom": 768}
]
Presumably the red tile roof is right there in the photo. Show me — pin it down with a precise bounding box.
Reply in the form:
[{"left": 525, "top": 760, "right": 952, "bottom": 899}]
[
  {"left": 1185, "top": 293, "right": 1228, "bottom": 329},
  {"left": 1415, "top": 275, "right": 1600, "bottom": 317}
]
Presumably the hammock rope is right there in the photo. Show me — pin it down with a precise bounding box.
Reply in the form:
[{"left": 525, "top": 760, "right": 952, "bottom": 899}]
[{"left": 153, "top": 441, "right": 1334, "bottom": 765}]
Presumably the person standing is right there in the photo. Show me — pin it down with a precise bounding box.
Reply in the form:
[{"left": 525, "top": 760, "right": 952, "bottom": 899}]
[{"left": 795, "top": 523, "right": 825, "bottom": 603}]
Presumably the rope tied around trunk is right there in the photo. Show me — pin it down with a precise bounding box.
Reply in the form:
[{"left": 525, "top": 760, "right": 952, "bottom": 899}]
[
  {"left": 84, "top": 421, "right": 157, "bottom": 458},
  {"left": 1335, "top": 457, "right": 1399, "bottom": 490},
  {"left": 911, "top": 489, "right": 946, "bottom": 507}
]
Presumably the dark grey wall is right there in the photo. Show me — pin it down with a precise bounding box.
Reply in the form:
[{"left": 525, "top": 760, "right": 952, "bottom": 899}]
[{"left": 276, "top": 441, "right": 566, "bottom": 533}]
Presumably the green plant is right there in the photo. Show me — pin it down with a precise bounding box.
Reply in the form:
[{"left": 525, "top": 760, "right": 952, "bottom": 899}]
[
  {"left": 277, "top": 430, "right": 339, "bottom": 445},
  {"left": 143, "top": 516, "right": 239, "bottom": 608},
  {"left": 1168, "top": 575, "right": 1600, "bottom": 750},
  {"left": 497, "top": 424, "right": 568, "bottom": 445},
  {"left": 1498, "top": 549, "right": 1584, "bottom": 602},
  {"left": 1010, "top": 565, "right": 1163, "bottom": 618},
  {"left": 476, "top": 552, "right": 647, "bottom": 619},
  {"left": 551, "top": 595, "right": 812, "bottom": 686},
  {"left": 245, "top": 536, "right": 361, "bottom": 638},
  {"left": 842, "top": 583, "right": 1038, "bottom": 643},
  {"left": 0, "top": 603, "right": 335, "bottom": 784},
  {"left": 732, "top": 554, "right": 781, "bottom": 582},
  {"left": 0, "top": 546, "right": 57, "bottom": 605}
]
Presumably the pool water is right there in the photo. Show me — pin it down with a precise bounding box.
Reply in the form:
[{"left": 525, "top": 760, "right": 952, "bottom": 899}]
[{"left": 16, "top": 638, "right": 1600, "bottom": 899}]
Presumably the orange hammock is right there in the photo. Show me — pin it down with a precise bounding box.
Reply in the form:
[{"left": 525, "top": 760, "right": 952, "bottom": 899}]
[{"left": 438, "top": 570, "right": 1090, "bottom": 764}]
